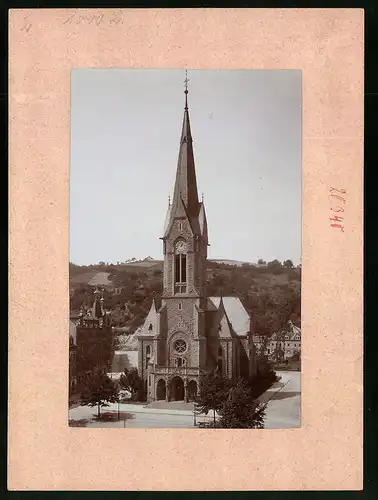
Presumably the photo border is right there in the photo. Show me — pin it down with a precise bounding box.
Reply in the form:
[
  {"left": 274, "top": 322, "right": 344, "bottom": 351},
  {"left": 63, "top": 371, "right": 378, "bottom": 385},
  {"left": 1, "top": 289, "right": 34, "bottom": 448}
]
[{"left": 8, "top": 7, "right": 364, "bottom": 491}]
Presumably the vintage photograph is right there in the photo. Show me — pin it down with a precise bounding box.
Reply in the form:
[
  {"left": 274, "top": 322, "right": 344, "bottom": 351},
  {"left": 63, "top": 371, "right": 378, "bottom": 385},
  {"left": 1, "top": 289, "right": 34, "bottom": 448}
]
[{"left": 68, "top": 68, "right": 302, "bottom": 428}]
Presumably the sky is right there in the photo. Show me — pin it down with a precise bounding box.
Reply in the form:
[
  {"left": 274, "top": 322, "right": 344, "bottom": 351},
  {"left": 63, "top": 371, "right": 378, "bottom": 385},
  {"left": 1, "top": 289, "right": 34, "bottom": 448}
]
[{"left": 70, "top": 69, "right": 301, "bottom": 266}]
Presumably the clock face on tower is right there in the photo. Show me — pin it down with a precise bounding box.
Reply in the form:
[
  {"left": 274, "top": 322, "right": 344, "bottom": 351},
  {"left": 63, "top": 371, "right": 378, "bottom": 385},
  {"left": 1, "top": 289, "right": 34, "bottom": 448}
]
[{"left": 175, "top": 240, "right": 187, "bottom": 253}]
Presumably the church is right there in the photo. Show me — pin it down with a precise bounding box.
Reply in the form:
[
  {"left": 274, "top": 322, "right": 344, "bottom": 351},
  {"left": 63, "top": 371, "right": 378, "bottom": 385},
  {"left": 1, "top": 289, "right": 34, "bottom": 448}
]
[{"left": 137, "top": 80, "right": 257, "bottom": 402}]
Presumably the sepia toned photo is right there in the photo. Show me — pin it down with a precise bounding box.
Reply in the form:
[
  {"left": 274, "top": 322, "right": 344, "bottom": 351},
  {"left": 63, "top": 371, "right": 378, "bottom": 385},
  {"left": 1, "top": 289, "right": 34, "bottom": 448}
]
[{"left": 68, "top": 68, "right": 302, "bottom": 429}]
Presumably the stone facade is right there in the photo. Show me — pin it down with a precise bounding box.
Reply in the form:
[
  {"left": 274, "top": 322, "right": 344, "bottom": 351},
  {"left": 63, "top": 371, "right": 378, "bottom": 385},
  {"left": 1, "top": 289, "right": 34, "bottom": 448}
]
[{"left": 137, "top": 90, "right": 256, "bottom": 402}]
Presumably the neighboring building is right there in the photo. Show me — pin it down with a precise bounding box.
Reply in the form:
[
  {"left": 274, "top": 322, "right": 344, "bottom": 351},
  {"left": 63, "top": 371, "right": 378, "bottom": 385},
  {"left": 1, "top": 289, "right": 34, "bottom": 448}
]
[
  {"left": 136, "top": 85, "right": 257, "bottom": 402},
  {"left": 113, "top": 326, "right": 132, "bottom": 336},
  {"left": 69, "top": 318, "right": 78, "bottom": 395},
  {"left": 253, "top": 322, "right": 301, "bottom": 361},
  {"left": 108, "top": 350, "right": 139, "bottom": 380},
  {"left": 74, "top": 288, "right": 113, "bottom": 385}
]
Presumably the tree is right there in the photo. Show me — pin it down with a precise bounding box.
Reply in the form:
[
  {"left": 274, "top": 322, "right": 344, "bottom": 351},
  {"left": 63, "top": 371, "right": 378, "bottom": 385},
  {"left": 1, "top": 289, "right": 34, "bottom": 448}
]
[
  {"left": 257, "top": 259, "right": 266, "bottom": 266},
  {"left": 80, "top": 367, "right": 119, "bottom": 418},
  {"left": 195, "top": 369, "right": 231, "bottom": 425},
  {"left": 119, "top": 367, "right": 143, "bottom": 401},
  {"left": 283, "top": 259, "right": 294, "bottom": 269},
  {"left": 219, "top": 378, "right": 265, "bottom": 428}
]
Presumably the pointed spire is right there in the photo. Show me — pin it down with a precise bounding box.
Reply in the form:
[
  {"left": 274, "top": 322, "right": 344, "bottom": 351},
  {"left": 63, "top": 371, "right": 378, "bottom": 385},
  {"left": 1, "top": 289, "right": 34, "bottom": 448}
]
[{"left": 171, "top": 70, "right": 199, "bottom": 221}]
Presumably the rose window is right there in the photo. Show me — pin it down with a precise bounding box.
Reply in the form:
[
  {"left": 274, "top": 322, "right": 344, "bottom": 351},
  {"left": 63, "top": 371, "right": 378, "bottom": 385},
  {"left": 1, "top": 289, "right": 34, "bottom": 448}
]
[{"left": 174, "top": 339, "right": 187, "bottom": 354}]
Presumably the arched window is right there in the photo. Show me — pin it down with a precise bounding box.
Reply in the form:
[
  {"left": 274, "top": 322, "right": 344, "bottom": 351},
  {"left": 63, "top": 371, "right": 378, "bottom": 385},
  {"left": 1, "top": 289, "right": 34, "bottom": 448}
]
[
  {"left": 174, "top": 239, "right": 187, "bottom": 294},
  {"left": 146, "top": 345, "right": 151, "bottom": 369},
  {"left": 175, "top": 357, "right": 186, "bottom": 367}
]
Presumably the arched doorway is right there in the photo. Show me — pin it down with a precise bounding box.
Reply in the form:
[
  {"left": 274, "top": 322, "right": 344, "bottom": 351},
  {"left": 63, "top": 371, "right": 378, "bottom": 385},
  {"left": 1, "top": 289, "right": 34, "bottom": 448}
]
[
  {"left": 170, "top": 376, "right": 184, "bottom": 401},
  {"left": 156, "top": 379, "right": 166, "bottom": 400},
  {"left": 187, "top": 380, "right": 198, "bottom": 401}
]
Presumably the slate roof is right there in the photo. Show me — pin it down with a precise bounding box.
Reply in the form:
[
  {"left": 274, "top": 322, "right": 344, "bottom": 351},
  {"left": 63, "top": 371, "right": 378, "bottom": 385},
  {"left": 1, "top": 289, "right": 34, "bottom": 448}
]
[
  {"left": 207, "top": 297, "right": 250, "bottom": 337},
  {"left": 136, "top": 300, "right": 159, "bottom": 336}
]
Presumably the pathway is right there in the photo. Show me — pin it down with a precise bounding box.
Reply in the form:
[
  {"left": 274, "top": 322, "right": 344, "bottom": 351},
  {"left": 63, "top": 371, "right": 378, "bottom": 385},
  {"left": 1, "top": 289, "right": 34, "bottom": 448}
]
[{"left": 259, "top": 370, "right": 301, "bottom": 428}]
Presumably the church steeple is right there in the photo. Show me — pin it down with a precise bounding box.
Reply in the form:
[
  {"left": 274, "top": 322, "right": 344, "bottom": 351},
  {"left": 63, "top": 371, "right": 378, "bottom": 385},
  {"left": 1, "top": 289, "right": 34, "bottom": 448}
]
[{"left": 170, "top": 71, "right": 200, "bottom": 222}]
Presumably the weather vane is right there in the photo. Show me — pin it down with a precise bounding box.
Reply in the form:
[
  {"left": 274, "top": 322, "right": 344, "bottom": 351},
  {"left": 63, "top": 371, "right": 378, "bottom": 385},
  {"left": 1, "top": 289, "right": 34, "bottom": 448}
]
[{"left": 184, "top": 70, "right": 189, "bottom": 94}]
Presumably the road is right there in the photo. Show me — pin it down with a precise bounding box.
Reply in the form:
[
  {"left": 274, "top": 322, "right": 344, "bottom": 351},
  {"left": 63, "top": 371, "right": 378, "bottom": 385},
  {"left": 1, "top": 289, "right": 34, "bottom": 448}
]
[
  {"left": 90, "top": 412, "right": 195, "bottom": 428},
  {"left": 261, "top": 370, "right": 301, "bottom": 429},
  {"left": 69, "top": 402, "right": 204, "bottom": 428},
  {"left": 68, "top": 371, "right": 301, "bottom": 429}
]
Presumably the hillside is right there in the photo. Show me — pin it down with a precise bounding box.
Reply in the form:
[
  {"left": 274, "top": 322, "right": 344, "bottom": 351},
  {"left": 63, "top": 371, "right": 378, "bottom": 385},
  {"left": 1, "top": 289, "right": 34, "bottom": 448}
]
[{"left": 70, "top": 259, "right": 301, "bottom": 337}]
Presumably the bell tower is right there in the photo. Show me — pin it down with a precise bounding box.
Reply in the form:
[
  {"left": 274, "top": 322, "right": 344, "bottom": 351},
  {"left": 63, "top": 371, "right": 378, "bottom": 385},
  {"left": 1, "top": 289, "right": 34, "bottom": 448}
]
[
  {"left": 158, "top": 71, "right": 209, "bottom": 372},
  {"left": 161, "top": 71, "right": 208, "bottom": 303}
]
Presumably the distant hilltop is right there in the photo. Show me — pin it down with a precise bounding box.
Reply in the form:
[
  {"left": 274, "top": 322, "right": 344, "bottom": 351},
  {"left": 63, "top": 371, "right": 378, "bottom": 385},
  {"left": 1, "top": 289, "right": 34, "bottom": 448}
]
[
  {"left": 211, "top": 259, "right": 257, "bottom": 267},
  {"left": 69, "top": 258, "right": 285, "bottom": 272},
  {"left": 69, "top": 258, "right": 289, "bottom": 288},
  {"left": 124, "top": 256, "right": 156, "bottom": 264}
]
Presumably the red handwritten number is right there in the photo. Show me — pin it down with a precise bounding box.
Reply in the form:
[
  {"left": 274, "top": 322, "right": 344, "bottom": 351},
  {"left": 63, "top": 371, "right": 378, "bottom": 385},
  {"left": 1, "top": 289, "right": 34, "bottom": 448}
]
[
  {"left": 329, "top": 188, "right": 346, "bottom": 232},
  {"left": 330, "top": 224, "right": 345, "bottom": 232},
  {"left": 329, "top": 215, "right": 344, "bottom": 223}
]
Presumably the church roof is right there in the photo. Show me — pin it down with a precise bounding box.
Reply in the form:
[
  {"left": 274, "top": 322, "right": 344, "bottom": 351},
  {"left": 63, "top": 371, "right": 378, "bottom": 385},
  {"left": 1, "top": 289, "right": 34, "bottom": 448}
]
[
  {"left": 198, "top": 202, "right": 208, "bottom": 239},
  {"left": 163, "top": 203, "right": 172, "bottom": 234},
  {"left": 207, "top": 297, "right": 250, "bottom": 337},
  {"left": 136, "top": 299, "right": 159, "bottom": 336}
]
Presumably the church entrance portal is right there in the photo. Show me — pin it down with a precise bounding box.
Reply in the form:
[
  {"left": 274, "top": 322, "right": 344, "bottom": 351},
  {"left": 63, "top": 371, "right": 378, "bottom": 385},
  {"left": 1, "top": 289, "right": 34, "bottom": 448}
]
[
  {"left": 156, "top": 379, "right": 166, "bottom": 400},
  {"left": 170, "top": 376, "right": 184, "bottom": 401},
  {"left": 187, "top": 380, "right": 198, "bottom": 401}
]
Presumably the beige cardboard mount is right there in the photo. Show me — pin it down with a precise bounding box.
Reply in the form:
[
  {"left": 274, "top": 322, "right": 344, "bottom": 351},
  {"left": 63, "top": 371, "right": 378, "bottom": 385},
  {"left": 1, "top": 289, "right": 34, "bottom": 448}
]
[{"left": 8, "top": 8, "right": 363, "bottom": 491}]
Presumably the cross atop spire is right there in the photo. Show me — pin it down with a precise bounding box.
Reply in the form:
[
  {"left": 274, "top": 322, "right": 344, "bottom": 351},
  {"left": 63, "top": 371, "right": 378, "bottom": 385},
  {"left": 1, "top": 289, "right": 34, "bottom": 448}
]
[
  {"left": 184, "top": 70, "right": 189, "bottom": 93},
  {"left": 184, "top": 70, "right": 189, "bottom": 109}
]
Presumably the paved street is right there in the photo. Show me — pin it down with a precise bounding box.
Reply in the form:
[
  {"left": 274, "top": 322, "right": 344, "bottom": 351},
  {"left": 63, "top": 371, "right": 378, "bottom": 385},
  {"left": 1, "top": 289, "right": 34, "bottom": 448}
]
[
  {"left": 69, "top": 402, "right": 206, "bottom": 428},
  {"left": 68, "top": 371, "right": 301, "bottom": 429},
  {"left": 260, "top": 370, "right": 301, "bottom": 429}
]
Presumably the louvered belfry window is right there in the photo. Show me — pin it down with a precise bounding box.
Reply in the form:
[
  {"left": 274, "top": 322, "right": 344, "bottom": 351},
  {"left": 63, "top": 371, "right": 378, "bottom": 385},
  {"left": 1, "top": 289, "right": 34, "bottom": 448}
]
[{"left": 174, "top": 239, "right": 187, "bottom": 294}]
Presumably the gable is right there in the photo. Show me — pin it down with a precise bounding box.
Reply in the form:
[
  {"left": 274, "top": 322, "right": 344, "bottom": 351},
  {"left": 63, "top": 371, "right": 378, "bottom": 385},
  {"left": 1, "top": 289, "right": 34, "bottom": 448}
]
[
  {"left": 208, "top": 297, "right": 250, "bottom": 336},
  {"left": 137, "top": 301, "right": 158, "bottom": 337}
]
